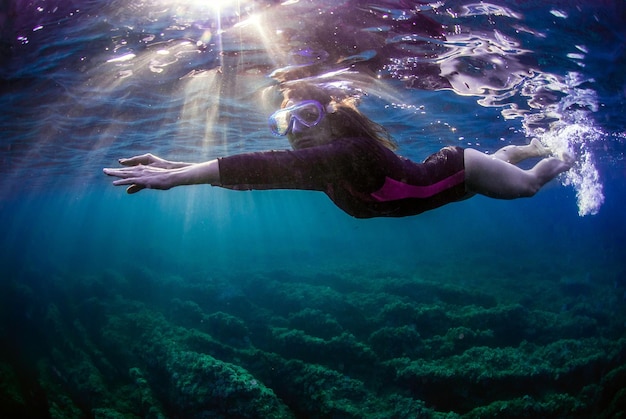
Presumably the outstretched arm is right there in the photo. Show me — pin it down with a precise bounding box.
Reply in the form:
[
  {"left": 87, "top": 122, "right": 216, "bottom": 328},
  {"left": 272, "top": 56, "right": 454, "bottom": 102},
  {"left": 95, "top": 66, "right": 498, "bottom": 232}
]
[{"left": 103, "top": 156, "right": 220, "bottom": 194}]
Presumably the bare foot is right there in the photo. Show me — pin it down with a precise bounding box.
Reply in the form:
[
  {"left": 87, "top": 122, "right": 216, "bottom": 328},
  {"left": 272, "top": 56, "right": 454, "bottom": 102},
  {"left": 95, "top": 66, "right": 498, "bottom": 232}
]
[
  {"left": 529, "top": 138, "right": 551, "bottom": 157},
  {"left": 532, "top": 157, "right": 573, "bottom": 185},
  {"left": 561, "top": 151, "right": 576, "bottom": 165}
]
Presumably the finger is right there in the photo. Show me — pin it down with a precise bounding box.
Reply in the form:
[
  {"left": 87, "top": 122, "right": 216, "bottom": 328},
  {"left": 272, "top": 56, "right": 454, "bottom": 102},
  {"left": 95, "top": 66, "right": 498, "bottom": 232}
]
[
  {"left": 103, "top": 168, "right": 123, "bottom": 176},
  {"left": 112, "top": 178, "right": 138, "bottom": 186},
  {"left": 104, "top": 168, "right": 137, "bottom": 178},
  {"left": 119, "top": 153, "right": 155, "bottom": 167},
  {"left": 112, "top": 178, "right": 152, "bottom": 192},
  {"left": 126, "top": 184, "right": 144, "bottom": 194}
]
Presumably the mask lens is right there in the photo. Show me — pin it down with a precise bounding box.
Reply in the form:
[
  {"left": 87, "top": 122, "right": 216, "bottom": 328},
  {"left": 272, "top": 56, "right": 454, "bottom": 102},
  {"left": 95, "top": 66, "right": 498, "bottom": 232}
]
[
  {"left": 268, "top": 100, "right": 325, "bottom": 136},
  {"left": 294, "top": 103, "right": 322, "bottom": 126},
  {"left": 269, "top": 110, "right": 291, "bottom": 136}
]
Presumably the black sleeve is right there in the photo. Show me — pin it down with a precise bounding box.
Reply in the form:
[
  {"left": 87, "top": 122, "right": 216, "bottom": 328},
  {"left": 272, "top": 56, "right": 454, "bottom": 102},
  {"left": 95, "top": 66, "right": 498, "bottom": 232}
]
[{"left": 216, "top": 138, "right": 388, "bottom": 192}]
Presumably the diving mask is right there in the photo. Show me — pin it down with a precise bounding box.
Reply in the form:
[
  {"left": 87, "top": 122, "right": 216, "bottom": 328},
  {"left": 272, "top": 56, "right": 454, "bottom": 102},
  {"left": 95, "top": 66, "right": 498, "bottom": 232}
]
[{"left": 269, "top": 100, "right": 326, "bottom": 136}]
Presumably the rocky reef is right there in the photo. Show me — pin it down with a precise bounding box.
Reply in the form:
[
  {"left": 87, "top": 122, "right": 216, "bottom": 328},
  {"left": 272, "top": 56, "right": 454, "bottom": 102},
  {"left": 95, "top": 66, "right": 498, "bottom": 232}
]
[{"left": 1, "top": 260, "right": 625, "bottom": 418}]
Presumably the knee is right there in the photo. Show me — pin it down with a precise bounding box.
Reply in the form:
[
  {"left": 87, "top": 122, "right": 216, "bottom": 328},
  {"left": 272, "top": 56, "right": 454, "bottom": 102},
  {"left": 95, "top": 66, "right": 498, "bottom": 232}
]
[
  {"left": 518, "top": 183, "right": 540, "bottom": 198},
  {"left": 510, "top": 175, "right": 542, "bottom": 197}
]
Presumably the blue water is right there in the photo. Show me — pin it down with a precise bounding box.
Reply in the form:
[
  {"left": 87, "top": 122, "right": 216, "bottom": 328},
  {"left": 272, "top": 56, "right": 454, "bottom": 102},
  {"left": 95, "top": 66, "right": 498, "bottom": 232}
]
[{"left": 1, "top": 1, "right": 625, "bottom": 417}]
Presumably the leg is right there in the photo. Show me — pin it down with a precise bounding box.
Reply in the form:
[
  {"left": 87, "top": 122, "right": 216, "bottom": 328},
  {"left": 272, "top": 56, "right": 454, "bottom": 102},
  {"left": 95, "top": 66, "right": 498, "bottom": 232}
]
[
  {"left": 492, "top": 138, "right": 550, "bottom": 164},
  {"left": 464, "top": 148, "right": 571, "bottom": 199}
]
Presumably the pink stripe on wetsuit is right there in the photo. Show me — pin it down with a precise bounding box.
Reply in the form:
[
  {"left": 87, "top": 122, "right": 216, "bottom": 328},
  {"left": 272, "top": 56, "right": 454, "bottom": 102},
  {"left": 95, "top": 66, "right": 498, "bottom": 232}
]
[
  {"left": 217, "top": 137, "right": 467, "bottom": 218},
  {"left": 371, "top": 171, "right": 466, "bottom": 202}
]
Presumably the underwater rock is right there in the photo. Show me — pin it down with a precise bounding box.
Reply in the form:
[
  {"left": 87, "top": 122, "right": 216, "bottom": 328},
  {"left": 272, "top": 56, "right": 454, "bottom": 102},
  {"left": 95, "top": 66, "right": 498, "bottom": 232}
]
[
  {"left": 269, "top": 328, "right": 378, "bottom": 375},
  {"left": 3, "top": 253, "right": 625, "bottom": 418},
  {"left": 169, "top": 298, "right": 205, "bottom": 325},
  {"left": 463, "top": 393, "right": 585, "bottom": 418},
  {"left": 288, "top": 307, "right": 344, "bottom": 339},
  {"left": 387, "top": 337, "right": 626, "bottom": 414},
  {"left": 368, "top": 325, "right": 422, "bottom": 359},
  {"left": 205, "top": 311, "right": 250, "bottom": 344},
  {"left": 127, "top": 367, "right": 166, "bottom": 418},
  {"left": 167, "top": 350, "right": 292, "bottom": 418},
  {"left": 376, "top": 301, "right": 449, "bottom": 338},
  {"left": 253, "top": 353, "right": 431, "bottom": 418}
]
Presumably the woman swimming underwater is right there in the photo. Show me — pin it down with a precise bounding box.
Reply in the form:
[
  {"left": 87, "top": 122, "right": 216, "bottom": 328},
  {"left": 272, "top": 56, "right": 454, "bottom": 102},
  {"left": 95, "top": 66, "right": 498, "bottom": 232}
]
[{"left": 104, "top": 82, "right": 571, "bottom": 218}]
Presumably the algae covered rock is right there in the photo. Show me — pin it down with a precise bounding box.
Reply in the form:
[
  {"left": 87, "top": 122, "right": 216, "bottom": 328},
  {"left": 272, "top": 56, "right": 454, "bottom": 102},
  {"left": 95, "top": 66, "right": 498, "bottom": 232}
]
[
  {"left": 167, "top": 350, "right": 293, "bottom": 418},
  {"left": 261, "top": 356, "right": 431, "bottom": 418},
  {"left": 205, "top": 311, "right": 250, "bottom": 343},
  {"left": 368, "top": 325, "right": 422, "bottom": 359},
  {"left": 269, "top": 328, "right": 378, "bottom": 374},
  {"left": 288, "top": 307, "right": 344, "bottom": 339}
]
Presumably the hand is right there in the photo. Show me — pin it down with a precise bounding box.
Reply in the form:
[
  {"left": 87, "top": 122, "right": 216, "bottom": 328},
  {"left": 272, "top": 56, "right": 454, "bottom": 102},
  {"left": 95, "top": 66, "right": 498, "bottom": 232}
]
[
  {"left": 104, "top": 154, "right": 220, "bottom": 194},
  {"left": 117, "top": 153, "right": 192, "bottom": 170},
  {"left": 103, "top": 161, "right": 181, "bottom": 194}
]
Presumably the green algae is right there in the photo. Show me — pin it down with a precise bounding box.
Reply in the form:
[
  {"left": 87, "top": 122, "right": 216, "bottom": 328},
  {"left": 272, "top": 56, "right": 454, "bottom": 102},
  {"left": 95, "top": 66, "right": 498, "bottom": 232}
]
[{"left": 2, "top": 261, "right": 625, "bottom": 418}]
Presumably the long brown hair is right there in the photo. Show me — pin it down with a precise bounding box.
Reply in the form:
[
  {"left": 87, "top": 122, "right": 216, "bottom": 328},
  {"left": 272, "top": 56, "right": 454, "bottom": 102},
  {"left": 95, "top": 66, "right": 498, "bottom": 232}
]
[{"left": 281, "top": 82, "right": 398, "bottom": 151}]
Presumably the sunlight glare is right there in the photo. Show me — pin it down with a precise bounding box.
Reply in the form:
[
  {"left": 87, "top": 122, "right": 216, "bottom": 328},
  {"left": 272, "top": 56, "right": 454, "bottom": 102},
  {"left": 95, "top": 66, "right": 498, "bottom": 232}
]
[{"left": 156, "top": 0, "right": 247, "bottom": 16}]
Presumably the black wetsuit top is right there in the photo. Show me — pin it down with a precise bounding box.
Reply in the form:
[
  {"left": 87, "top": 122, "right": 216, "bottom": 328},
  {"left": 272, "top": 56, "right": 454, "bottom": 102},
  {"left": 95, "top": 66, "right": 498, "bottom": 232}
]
[{"left": 217, "top": 137, "right": 466, "bottom": 218}]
